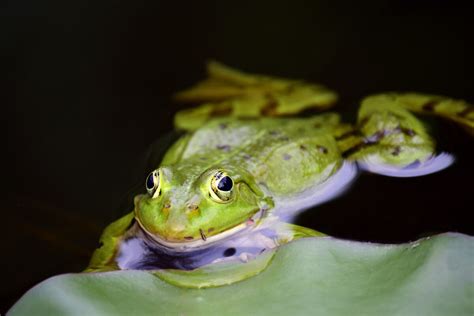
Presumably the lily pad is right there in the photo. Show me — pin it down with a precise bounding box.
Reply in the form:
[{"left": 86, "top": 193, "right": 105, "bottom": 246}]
[{"left": 8, "top": 233, "right": 473, "bottom": 316}]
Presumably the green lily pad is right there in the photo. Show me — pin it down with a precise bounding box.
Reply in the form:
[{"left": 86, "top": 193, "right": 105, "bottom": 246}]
[{"left": 8, "top": 233, "right": 473, "bottom": 316}]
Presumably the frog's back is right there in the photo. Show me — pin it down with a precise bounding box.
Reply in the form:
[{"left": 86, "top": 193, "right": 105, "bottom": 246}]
[{"left": 162, "top": 114, "right": 344, "bottom": 198}]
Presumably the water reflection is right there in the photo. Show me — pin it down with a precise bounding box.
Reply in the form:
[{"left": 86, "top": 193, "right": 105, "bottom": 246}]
[
  {"left": 117, "top": 223, "right": 281, "bottom": 270},
  {"left": 357, "top": 152, "right": 455, "bottom": 177}
]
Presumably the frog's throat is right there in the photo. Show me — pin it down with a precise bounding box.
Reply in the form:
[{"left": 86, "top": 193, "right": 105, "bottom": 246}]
[{"left": 136, "top": 207, "right": 268, "bottom": 252}]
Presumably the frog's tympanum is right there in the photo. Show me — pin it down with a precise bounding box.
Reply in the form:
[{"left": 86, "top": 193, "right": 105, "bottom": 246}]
[{"left": 86, "top": 62, "right": 473, "bottom": 286}]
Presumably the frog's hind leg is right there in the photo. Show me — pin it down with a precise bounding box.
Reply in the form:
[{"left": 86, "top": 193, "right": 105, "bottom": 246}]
[
  {"left": 173, "top": 61, "right": 338, "bottom": 131},
  {"left": 340, "top": 94, "right": 455, "bottom": 177},
  {"left": 388, "top": 93, "right": 474, "bottom": 135}
]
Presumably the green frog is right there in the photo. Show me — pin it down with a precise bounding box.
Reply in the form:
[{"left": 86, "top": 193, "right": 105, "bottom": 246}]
[{"left": 86, "top": 62, "right": 472, "bottom": 286}]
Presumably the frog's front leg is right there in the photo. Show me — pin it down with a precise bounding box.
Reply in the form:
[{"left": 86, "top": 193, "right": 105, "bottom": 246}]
[
  {"left": 339, "top": 94, "right": 455, "bottom": 177},
  {"left": 85, "top": 212, "right": 135, "bottom": 272}
]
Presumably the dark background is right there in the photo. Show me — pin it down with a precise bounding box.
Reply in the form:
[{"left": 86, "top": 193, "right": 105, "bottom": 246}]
[{"left": 3, "top": 0, "right": 473, "bottom": 312}]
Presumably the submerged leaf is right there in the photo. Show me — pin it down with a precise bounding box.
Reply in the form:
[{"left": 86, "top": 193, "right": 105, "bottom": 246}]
[
  {"left": 154, "top": 248, "right": 276, "bottom": 288},
  {"left": 8, "top": 233, "right": 473, "bottom": 316}
]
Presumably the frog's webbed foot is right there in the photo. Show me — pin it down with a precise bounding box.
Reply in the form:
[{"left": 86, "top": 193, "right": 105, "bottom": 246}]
[
  {"left": 173, "top": 61, "right": 338, "bottom": 131},
  {"left": 341, "top": 94, "right": 456, "bottom": 177}
]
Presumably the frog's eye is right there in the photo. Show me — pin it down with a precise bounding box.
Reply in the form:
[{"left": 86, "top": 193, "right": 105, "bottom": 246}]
[
  {"left": 210, "top": 171, "right": 234, "bottom": 203},
  {"left": 146, "top": 169, "right": 161, "bottom": 198}
]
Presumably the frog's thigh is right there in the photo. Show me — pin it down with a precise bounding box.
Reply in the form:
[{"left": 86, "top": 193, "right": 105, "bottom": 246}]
[{"left": 346, "top": 94, "right": 455, "bottom": 177}]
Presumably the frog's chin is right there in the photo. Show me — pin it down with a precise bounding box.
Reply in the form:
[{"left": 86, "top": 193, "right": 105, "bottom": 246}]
[{"left": 137, "top": 208, "right": 266, "bottom": 252}]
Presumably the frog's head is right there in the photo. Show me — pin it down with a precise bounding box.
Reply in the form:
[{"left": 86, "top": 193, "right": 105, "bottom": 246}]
[{"left": 134, "top": 165, "right": 272, "bottom": 246}]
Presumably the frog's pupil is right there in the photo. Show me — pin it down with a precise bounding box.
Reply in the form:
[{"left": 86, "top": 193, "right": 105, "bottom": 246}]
[
  {"left": 217, "top": 176, "right": 233, "bottom": 191},
  {"left": 146, "top": 173, "right": 155, "bottom": 190}
]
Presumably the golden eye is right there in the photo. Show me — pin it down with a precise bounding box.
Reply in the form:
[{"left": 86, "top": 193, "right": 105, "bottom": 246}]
[
  {"left": 210, "top": 171, "right": 234, "bottom": 202},
  {"left": 145, "top": 169, "right": 161, "bottom": 198}
]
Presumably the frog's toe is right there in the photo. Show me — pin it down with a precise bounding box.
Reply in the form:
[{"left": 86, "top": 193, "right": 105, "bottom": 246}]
[{"left": 357, "top": 152, "right": 455, "bottom": 177}]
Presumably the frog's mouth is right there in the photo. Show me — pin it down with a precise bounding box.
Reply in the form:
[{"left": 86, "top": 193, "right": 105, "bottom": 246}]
[{"left": 137, "top": 207, "right": 267, "bottom": 252}]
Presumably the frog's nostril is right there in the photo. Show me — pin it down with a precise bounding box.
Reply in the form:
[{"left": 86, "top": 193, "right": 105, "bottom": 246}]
[
  {"left": 161, "top": 203, "right": 171, "bottom": 216},
  {"left": 186, "top": 203, "right": 201, "bottom": 216}
]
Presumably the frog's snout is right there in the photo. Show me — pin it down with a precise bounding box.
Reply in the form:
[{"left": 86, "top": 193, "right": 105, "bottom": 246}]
[
  {"left": 167, "top": 222, "right": 186, "bottom": 235},
  {"left": 158, "top": 197, "right": 203, "bottom": 240}
]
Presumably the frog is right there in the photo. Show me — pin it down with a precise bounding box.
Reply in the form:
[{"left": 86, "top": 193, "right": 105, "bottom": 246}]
[{"left": 86, "top": 61, "right": 473, "bottom": 286}]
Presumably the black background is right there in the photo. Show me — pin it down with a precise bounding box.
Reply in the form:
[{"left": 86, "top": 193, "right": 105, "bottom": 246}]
[{"left": 3, "top": 0, "right": 473, "bottom": 312}]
